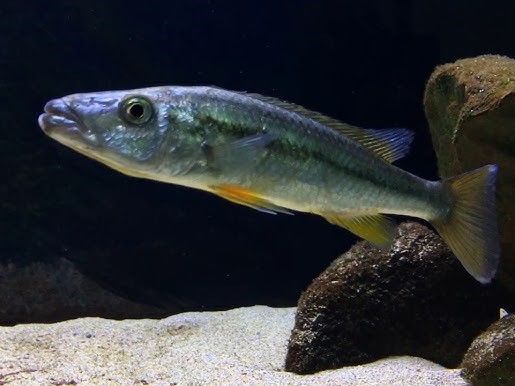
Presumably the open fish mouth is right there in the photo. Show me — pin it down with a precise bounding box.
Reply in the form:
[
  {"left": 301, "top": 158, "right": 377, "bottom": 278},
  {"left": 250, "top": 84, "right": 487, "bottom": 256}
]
[{"left": 38, "top": 98, "right": 99, "bottom": 146}]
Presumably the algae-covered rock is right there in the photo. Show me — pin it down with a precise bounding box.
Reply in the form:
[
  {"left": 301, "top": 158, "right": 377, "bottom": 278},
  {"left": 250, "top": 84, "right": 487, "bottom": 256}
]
[
  {"left": 461, "top": 314, "right": 515, "bottom": 386},
  {"left": 424, "top": 55, "right": 515, "bottom": 303},
  {"left": 285, "top": 222, "right": 499, "bottom": 374}
]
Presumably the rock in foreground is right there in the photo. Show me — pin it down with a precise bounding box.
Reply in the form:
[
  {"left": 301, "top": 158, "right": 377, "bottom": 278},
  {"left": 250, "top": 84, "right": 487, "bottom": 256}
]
[
  {"left": 286, "top": 222, "right": 498, "bottom": 374},
  {"left": 0, "top": 306, "right": 466, "bottom": 385},
  {"left": 461, "top": 313, "right": 515, "bottom": 386}
]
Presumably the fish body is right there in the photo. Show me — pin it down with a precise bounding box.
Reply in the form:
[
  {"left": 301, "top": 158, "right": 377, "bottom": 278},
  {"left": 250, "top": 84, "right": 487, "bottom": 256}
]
[{"left": 38, "top": 86, "right": 500, "bottom": 283}]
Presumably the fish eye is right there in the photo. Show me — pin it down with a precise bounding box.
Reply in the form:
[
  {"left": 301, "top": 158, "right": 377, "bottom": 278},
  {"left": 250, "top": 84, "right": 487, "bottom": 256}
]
[{"left": 120, "top": 96, "right": 154, "bottom": 125}]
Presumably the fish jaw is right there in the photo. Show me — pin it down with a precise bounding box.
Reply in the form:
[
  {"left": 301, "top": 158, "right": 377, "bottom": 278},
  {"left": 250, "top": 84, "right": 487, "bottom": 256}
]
[
  {"left": 38, "top": 95, "right": 167, "bottom": 180},
  {"left": 38, "top": 97, "right": 128, "bottom": 175},
  {"left": 39, "top": 98, "right": 100, "bottom": 150}
]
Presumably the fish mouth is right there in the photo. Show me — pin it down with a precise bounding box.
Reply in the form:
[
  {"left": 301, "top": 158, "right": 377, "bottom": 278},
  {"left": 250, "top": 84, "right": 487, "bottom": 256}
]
[
  {"left": 38, "top": 97, "right": 153, "bottom": 179},
  {"left": 38, "top": 98, "right": 99, "bottom": 147}
]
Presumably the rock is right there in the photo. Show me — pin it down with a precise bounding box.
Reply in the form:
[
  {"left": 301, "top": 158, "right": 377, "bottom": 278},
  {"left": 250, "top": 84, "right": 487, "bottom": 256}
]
[
  {"left": 285, "top": 222, "right": 499, "bottom": 374},
  {"left": 461, "top": 313, "right": 515, "bottom": 386},
  {"left": 423, "top": 54, "right": 515, "bottom": 304},
  {"left": 0, "top": 258, "right": 168, "bottom": 325},
  {"left": 0, "top": 306, "right": 467, "bottom": 385}
]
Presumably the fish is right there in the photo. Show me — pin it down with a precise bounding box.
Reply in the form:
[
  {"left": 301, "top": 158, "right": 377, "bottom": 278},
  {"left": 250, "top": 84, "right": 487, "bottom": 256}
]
[{"left": 38, "top": 86, "right": 500, "bottom": 283}]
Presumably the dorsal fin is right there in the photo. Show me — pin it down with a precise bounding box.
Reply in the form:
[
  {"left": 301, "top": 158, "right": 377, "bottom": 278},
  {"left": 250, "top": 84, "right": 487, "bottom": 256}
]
[{"left": 244, "top": 92, "right": 413, "bottom": 163}]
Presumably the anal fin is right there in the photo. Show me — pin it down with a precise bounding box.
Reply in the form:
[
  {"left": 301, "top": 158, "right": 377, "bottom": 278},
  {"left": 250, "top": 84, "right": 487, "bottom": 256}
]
[
  {"left": 321, "top": 212, "right": 396, "bottom": 249},
  {"left": 210, "top": 184, "right": 293, "bottom": 215}
]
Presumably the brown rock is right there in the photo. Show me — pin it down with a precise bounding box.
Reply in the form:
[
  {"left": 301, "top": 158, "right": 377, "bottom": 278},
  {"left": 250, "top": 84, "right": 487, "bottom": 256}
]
[
  {"left": 423, "top": 54, "right": 515, "bottom": 303},
  {"left": 461, "top": 314, "right": 515, "bottom": 386},
  {"left": 0, "top": 258, "right": 168, "bottom": 325},
  {"left": 285, "top": 222, "right": 499, "bottom": 374}
]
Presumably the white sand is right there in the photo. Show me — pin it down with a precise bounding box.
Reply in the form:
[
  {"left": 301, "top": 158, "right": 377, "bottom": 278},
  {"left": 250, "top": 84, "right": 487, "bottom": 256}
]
[{"left": 0, "top": 306, "right": 466, "bottom": 385}]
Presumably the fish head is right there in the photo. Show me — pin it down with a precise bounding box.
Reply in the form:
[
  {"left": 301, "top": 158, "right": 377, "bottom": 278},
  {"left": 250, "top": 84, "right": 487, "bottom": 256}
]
[{"left": 38, "top": 88, "right": 183, "bottom": 179}]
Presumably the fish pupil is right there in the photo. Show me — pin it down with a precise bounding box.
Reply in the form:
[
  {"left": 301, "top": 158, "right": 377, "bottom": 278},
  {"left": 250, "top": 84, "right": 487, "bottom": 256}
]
[{"left": 128, "top": 103, "right": 144, "bottom": 119}]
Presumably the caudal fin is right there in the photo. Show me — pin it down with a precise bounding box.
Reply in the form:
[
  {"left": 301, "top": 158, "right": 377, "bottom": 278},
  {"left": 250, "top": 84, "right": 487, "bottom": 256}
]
[{"left": 431, "top": 165, "right": 499, "bottom": 284}]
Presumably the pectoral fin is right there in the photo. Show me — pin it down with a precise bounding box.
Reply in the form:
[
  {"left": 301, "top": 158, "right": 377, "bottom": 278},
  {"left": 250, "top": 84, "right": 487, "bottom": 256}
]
[
  {"left": 210, "top": 184, "right": 293, "bottom": 215},
  {"left": 321, "top": 212, "right": 396, "bottom": 249},
  {"left": 203, "top": 133, "right": 275, "bottom": 171}
]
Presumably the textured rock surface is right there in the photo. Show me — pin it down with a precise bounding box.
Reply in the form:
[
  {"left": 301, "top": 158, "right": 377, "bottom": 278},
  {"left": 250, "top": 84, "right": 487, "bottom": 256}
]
[
  {"left": 424, "top": 54, "right": 515, "bottom": 303},
  {"left": 0, "top": 306, "right": 467, "bottom": 386},
  {"left": 461, "top": 314, "right": 515, "bottom": 386},
  {"left": 285, "top": 222, "right": 499, "bottom": 374},
  {"left": 0, "top": 258, "right": 168, "bottom": 325}
]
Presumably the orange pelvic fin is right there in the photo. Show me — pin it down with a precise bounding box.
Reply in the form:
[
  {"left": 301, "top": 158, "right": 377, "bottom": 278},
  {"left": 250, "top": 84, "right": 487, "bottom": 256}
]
[{"left": 210, "top": 184, "right": 292, "bottom": 215}]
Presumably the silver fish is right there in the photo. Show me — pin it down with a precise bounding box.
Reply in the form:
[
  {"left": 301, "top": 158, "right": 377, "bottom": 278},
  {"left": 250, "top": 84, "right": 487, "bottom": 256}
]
[{"left": 38, "top": 86, "right": 500, "bottom": 283}]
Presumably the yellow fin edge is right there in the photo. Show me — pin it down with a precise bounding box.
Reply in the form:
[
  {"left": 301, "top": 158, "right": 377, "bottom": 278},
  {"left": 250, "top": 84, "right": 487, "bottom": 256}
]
[{"left": 321, "top": 212, "right": 396, "bottom": 249}]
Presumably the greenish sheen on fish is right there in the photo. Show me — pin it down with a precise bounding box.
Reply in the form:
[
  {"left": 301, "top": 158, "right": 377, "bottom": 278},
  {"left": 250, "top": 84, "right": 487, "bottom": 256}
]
[{"left": 38, "top": 86, "right": 500, "bottom": 283}]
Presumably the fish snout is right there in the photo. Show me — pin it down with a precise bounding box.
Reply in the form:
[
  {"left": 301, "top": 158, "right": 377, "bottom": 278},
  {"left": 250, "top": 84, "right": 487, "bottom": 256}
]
[
  {"left": 38, "top": 98, "right": 99, "bottom": 146},
  {"left": 39, "top": 98, "right": 76, "bottom": 133}
]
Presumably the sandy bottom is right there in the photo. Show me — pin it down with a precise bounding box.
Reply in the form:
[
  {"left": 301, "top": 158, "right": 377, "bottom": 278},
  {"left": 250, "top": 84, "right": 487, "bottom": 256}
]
[{"left": 0, "top": 306, "right": 466, "bottom": 385}]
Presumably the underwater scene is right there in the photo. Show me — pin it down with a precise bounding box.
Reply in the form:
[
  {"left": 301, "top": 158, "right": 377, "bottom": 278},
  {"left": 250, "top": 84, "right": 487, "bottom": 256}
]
[{"left": 1, "top": 0, "right": 514, "bottom": 385}]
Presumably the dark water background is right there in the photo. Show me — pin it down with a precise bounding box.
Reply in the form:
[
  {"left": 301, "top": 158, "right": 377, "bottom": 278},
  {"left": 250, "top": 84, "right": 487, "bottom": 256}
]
[{"left": 2, "top": 0, "right": 515, "bottom": 311}]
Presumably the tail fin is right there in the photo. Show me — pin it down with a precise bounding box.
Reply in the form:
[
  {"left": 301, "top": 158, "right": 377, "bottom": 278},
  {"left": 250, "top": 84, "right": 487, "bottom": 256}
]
[{"left": 431, "top": 165, "right": 499, "bottom": 284}]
